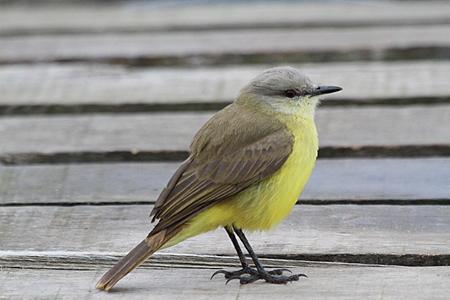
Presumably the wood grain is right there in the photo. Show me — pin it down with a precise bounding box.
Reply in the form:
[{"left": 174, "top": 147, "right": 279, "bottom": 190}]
[
  {"left": 1, "top": 26, "right": 449, "bottom": 65},
  {"left": 1, "top": 158, "right": 449, "bottom": 205},
  {"left": 1, "top": 205, "right": 450, "bottom": 260},
  {"left": 1, "top": 2, "right": 450, "bottom": 35},
  {"left": 0, "top": 251, "right": 353, "bottom": 270},
  {"left": 0, "top": 106, "right": 449, "bottom": 158},
  {"left": 1, "top": 266, "right": 449, "bottom": 300},
  {"left": 1, "top": 61, "right": 449, "bottom": 109}
]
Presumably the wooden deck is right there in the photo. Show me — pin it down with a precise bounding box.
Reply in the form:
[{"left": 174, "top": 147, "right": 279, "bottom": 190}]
[{"left": 0, "top": 1, "right": 449, "bottom": 299}]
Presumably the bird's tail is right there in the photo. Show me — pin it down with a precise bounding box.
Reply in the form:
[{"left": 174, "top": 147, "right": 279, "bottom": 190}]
[{"left": 96, "top": 230, "right": 171, "bottom": 291}]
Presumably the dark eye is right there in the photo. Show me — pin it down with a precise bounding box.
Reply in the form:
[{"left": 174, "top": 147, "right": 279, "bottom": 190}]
[{"left": 284, "top": 89, "right": 297, "bottom": 98}]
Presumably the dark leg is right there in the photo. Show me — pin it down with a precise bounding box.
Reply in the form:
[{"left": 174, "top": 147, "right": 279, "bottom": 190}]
[
  {"left": 225, "top": 226, "right": 248, "bottom": 268},
  {"left": 232, "top": 227, "right": 307, "bottom": 284},
  {"left": 210, "top": 227, "right": 256, "bottom": 279},
  {"left": 211, "top": 227, "right": 290, "bottom": 280}
]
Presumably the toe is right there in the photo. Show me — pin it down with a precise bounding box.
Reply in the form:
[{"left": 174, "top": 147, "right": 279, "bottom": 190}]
[
  {"left": 225, "top": 275, "right": 242, "bottom": 284},
  {"left": 267, "top": 268, "right": 293, "bottom": 275},
  {"left": 210, "top": 270, "right": 229, "bottom": 280},
  {"left": 240, "top": 275, "right": 262, "bottom": 285}
]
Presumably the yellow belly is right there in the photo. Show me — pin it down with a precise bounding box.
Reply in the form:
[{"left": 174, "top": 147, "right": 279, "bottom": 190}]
[{"left": 163, "top": 117, "right": 318, "bottom": 248}]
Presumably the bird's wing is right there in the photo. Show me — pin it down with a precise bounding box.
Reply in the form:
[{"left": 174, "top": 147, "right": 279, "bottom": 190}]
[{"left": 149, "top": 104, "right": 293, "bottom": 234}]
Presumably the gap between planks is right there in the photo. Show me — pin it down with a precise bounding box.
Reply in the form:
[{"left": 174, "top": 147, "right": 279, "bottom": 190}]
[
  {"left": 2, "top": 98, "right": 450, "bottom": 116},
  {"left": 3, "top": 200, "right": 450, "bottom": 208},
  {"left": 0, "top": 251, "right": 381, "bottom": 270},
  {"left": 2, "top": 145, "right": 450, "bottom": 165}
]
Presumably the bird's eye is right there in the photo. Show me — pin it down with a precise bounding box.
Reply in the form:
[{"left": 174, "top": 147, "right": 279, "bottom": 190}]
[{"left": 284, "top": 89, "right": 297, "bottom": 98}]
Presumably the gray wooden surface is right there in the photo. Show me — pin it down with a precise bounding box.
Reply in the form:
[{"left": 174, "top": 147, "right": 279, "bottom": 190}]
[
  {"left": 2, "top": 1, "right": 450, "bottom": 35},
  {"left": 1, "top": 61, "right": 449, "bottom": 109},
  {"left": 1, "top": 158, "right": 449, "bottom": 205},
  {"left": 2, "top": 267, "right": 449, "bottom": 300},
  {"left": 2, "top": 205, "right": 450, "bottom": 261},
  {"left": 0, "top": 1, "right": 449, "bottom": 299},
  {"left": 1, "top": 26, "right": 450, "bottom": 65},
  {"left": 1, "top": 106, "right": 449, "bottom": 157}
]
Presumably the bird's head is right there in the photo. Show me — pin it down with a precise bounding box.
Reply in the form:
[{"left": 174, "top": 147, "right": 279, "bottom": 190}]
[{"left": 238, "top": 66, "right": 342, "bottom": 118}]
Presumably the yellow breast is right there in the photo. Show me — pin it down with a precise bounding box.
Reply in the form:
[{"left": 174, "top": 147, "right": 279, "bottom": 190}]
[{"left": 229, "top": 116, "right": 318, "bottom": 230}]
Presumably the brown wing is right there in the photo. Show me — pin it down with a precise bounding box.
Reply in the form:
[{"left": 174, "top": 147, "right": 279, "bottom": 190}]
[{"left": 149, "top": 103, "right": 293, "bottom": 234}]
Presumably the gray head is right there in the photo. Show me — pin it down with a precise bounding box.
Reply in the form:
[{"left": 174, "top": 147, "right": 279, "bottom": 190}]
[{"left": 239, "top": 66, "right": 342, "bottom": 116}]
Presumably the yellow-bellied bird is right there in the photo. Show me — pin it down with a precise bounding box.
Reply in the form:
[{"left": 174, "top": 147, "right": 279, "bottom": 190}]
[{"left": 96, "top": 66, "right": 342, "bottom": 290}]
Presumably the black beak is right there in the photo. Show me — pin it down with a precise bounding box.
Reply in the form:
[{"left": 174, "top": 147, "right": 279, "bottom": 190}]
[{"left": 310, "top": 85, "right": 342, "bottom": 96}]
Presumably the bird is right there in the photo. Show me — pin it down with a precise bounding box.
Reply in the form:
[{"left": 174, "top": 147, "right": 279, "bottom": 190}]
[{"left": 96, "top": 66, "right": 342, "bottom": 290}]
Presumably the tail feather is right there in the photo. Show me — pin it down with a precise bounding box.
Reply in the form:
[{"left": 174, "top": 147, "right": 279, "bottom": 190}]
[
  {"left": 96, "top": 239, "right": 156, "bottom": 291},
  {"left": 96, "top": 228, "right": 181, "bottom": 291}
]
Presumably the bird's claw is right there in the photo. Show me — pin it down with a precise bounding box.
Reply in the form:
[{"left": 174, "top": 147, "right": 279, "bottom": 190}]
[{"left": 210, "top": 270, "right": 227, "bottom": 280}]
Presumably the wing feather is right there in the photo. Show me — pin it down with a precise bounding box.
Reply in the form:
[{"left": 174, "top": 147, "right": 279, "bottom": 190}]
[{"left": 149, "top": 104, "right": 294, "bottom": 233}]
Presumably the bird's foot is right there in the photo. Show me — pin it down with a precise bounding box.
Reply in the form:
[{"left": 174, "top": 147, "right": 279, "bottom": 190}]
[
  {"left": 211, "top": 267, "right": 292, "bottom": 280},
  {"left": 226, "top": 269, "right": 307, "bottom": 285}
]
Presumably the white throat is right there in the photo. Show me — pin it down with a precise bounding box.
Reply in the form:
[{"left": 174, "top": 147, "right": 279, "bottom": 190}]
[{"left": 269, "top": 96, "right": 320, "bottom": 119}]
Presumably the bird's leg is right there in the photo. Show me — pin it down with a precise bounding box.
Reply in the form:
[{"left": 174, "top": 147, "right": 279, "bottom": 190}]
[
  {"left": 211, "top": 227, "right": 257, "bottom": 279},
  {"left": 211, "top": 227, "right": 292, "bottom": 280},
  {"left": 229, "top": 227, "right": 307, "bottom": 285}
]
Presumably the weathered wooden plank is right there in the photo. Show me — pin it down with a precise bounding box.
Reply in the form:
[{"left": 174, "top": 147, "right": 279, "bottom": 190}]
[
  {"left": 0, "top": 251, "right": 353, "bottom": 271},
  {"left": 1, "top": 2, "right": 450, "bottom": 36},
  {"left": 1, "top": 26, "right": 450, "bottom": 65},
  {"left": 1, "top": 61, "right": 449, "bottom": 110},
  {"left": 1, "top": 158, "right": 449, "bottom": 205},
  {"left": 1, "top": 205, "right": 450, "bottom": 261},
  {"left": 2, "top": 266, "right": 450, "bottom": 300},
  {"left": 0, "top": 106, "right": 449, "bottom": 161}
]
